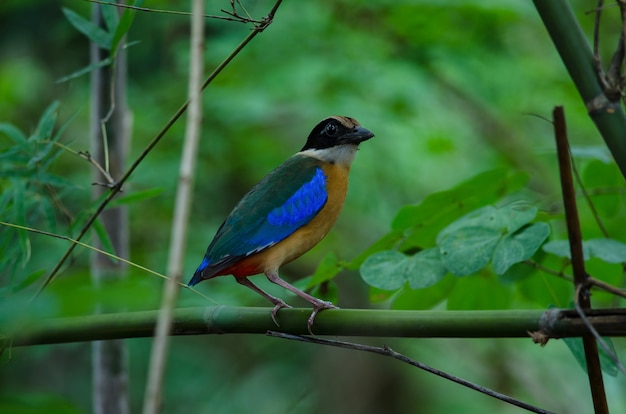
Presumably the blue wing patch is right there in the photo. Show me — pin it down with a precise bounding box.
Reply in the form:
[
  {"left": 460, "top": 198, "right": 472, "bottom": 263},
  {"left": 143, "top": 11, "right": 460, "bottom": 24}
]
[
  {"left": 267, "top": 168, "right": 327, "bottom": 227},
  {"left": 247, "top": 167, "right": 327, "bottom": 247},
  {"left": 194, "top": 156, "right": 329, "bottom": 278}
]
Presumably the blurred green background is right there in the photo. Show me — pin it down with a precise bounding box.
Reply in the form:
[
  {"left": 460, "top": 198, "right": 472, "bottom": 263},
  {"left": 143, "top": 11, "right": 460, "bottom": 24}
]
[{"left": 1, "top": 0, "right": 625, "bottom": 413}]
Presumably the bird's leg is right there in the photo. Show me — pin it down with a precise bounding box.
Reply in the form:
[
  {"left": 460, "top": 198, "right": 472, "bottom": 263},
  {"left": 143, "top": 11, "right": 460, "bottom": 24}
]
[
  {"left": 235, "top": 277, "right": 292, "bottom": 326},
  {"left": 265, "top": 270, "right": 338, "bottom": 335}
]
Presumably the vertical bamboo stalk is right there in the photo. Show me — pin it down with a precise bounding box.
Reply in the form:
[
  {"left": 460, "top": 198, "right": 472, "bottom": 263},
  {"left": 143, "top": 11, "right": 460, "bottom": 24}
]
[
  {"left": 534, "top": 0, "right": 626, "bottom": 179},
  {"left": 142, "top": 0, "right": 204, "bottom": 412},
  {"left": 90, "top": 3, "right": 130, "bottom": 414}
]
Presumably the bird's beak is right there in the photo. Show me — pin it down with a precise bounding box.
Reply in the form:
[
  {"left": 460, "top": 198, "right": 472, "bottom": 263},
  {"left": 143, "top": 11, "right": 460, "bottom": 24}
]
[{"left": 340, "top": 126, "right": 375, "bottom": 145}]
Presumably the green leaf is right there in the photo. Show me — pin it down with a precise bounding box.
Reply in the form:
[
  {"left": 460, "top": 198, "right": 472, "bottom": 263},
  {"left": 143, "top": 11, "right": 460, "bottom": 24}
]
[
  {"left": 405, "top": 247, "right": 447, "bottom": 289},
  {"left": 107, "top": 187, "right": 165, "bottom": 208},
  {"left": 391, "top": 169, "right": 529, "bottom": 247},
  {"left": 93, "top": 218, "right": 116, "bottom": 261},
  {"left": 437, "top": 203, "right": 537, "bottom": 244},
  {"left": 499, "top": 261, "right": 535, "bottom": 284},
  {"left": 56, "top": 57, "right": 113, "bottom": 84},
  {"left": 570, "top": 146, "right": 613, "bottom": 163},
  {"left": 100, "top": 0, "right": 120, "bottom": 34},
  {"left": 360, "top": 250, "right": 407, "bottom": 290},
  {"left": 0, "top": 123, "right": 27, "bottom": 145},
  {"left": 543, "top": 239, "right": 590, "bottom": 261},
  {"left": 391, "top": 273, "right": 456, "bottom": 310},
  {"left": 12, "top": 270, "right": 46, "bottom": 293},
  {"left": 586, "top": 238, "right": 626, "bottom": 263},
  {"left": 62, "top": 7, "right": 112, "bottom": 50},
  {"left": 492, "top": 222, "right": 550, "bottom": 275},
  {"left": 360, "top": 248, "right": 447, "bottom": 291},
  {"left": 562, "top": 336, "right": 620, "bottom": 377},
  {"left": 543, "top": 238, "right": 626, "bottom": 263},
  {"left": 306, "top": 252, "right": 340, "bottom": 288},
  {"left": 111, "top": 0, "right": 145, "bottom": 54},
  {"left": 439, "top": 227, "right": 501, "bottom": 276},
  {"left": 12, "top": 180, "right": 31, "bottom": 266},
  {"left": 34, "top": 101, "right": 60, "bottom": 141}
]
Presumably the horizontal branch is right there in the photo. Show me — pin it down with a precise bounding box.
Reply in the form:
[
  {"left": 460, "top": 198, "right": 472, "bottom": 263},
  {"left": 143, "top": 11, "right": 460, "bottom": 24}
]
[{"left": 5, "top": 307, "right": 626, "bottom": 347}]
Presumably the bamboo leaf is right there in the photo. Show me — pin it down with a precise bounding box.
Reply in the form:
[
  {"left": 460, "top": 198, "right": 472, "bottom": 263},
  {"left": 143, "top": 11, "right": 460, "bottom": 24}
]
[
  {"left": 0, "top": 123, "right": 27, "bottom": 145},
  {"left": 100, "top": 0, "right": 119, "bottom": 34},
  {"left": 12, "top": 270, "right": 46, "bottom": 293},
  {"left": 12, "top": 180, "right": 31, "bottom": 265},
  {"left": 34, "top": 101, "right": 60, "bottom": 141},
  {"left": 93, "top": 218, "right": 116, "bottom": 261},
  {"left": 56, "top": 57, "right": 113, "bottom": 84},
  {"left": 62, "top": 7, "right": 112, "bottom": 50},
  {"left": 111, "top": 0, "right": 145, "bottom": 55}
]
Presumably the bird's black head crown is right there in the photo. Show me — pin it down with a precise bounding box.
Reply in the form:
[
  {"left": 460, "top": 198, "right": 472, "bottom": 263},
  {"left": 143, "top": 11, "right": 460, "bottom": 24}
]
[{"left": 300, "top": 116, "right": 374, "bottom": 151}]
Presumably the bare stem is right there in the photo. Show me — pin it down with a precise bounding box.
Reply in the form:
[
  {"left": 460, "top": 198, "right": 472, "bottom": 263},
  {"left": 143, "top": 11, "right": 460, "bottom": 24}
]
[
  {"left": 553, "top": 106, "right": 608, "bottom": 414},
  {"left": 267, "top": 331, "right": 555, "bottom": 414}
]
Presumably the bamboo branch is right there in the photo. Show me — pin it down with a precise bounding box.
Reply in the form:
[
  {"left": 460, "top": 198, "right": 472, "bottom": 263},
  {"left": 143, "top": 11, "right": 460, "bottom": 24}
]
[
  {"left": 143, "top": 0, "right": 205, "bottom": 412},
  {"left": 533, "top": 0, "right": 626, "bottom": 179},
  {"left": 6, "top": 307, "right": 626, "bottom": 347}
]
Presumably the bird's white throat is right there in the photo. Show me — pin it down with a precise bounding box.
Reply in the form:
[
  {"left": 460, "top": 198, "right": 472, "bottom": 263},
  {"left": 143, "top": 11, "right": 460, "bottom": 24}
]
[{"left": 298, "top": 145, "right": 359, "bottom": 167}]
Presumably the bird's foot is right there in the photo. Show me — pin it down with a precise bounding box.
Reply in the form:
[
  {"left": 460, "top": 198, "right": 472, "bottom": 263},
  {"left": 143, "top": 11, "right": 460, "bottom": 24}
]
[
  {"left": 270, "top": 299, "right": 293, "bottom": 327},
  {"left": 307, "top": 300, "right": 339, "bottom": 335}
]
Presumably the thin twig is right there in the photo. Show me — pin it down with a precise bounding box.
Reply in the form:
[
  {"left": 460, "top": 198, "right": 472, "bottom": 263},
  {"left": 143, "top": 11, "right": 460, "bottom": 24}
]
[
  {"left": 267, "top": 331, "right": 555, "bottom": 414},
  {"left": 574, "top": 285, "right": 626, "bottom": 375},
  {"left": 78, "top": 150, "right": 116, "bottom": 186},
  {"left": 553, "top": 106, "right": 609, "bottom": 414},
  {"left": 32, "top": 0, "right": 285, "bottom": 299},
  {"left": 0, "top": 220, "right": 215, "bottom": 303},
  {"left": 85, "top": 0, "right": 260, "bottom": 23},
  {"left": 570, "top": 154, "right": 610, "bottom": 238},
  {"left": 525, "top": 260, "right": 626, "bottom": 300}
]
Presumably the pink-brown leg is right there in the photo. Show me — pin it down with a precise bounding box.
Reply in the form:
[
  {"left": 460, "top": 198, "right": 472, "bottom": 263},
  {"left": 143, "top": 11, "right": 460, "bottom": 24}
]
[
  {"left": 265, "top": 270, "right": 338, "bottom": 335},
  {"left": 235, "top": 277, "right": 292, "bottom": 326}
]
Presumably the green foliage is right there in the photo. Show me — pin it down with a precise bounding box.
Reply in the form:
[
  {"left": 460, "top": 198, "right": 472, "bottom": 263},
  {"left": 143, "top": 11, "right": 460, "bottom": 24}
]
[
  {"left": 59, "top": 0, "right": 144, "bottom": 83},
  {"left": 357, "top": 170, "right": 552, "bottom": 309},
  {"left": 0, "top": 101, "right": 72, "bottom": 280},
  {"left": 562, "top": 334, "right": 620, "bottom": 377},
  {"left": 356, "top": 164, "right": 623, "bottom": 317},
  {"left": 544, "top": 238, "right": 626, "bottom": 263}
]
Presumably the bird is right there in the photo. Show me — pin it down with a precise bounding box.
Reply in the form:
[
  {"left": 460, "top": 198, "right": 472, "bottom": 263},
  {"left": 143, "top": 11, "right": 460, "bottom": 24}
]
[{"left": 188, "top": 116, "right": 374, "bottom": 334}]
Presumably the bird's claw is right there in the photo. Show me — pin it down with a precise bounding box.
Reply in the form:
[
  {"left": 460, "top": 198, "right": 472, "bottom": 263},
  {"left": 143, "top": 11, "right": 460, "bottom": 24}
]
[
  {"left": 307, "top": 300, "right": 339, "bottom": 335},
  {"left": 270, "top": 300, "right": 293, "bottom": 327}
]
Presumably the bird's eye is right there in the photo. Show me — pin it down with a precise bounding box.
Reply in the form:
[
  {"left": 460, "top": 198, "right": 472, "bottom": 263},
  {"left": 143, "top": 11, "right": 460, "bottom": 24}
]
[{"left": 324, "top": 123, "right": 339, "bottom": 136}]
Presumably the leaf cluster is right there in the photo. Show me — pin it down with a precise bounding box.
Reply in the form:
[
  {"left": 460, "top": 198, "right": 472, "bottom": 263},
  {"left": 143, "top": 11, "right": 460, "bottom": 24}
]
[{"left": 0, "top": 101, "right": 72, "bottom": 284}]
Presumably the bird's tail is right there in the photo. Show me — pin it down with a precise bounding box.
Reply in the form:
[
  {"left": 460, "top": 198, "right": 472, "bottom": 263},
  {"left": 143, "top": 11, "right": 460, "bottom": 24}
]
[{"left": 187, "top": 257, "right": 210, "bottom": 287}]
